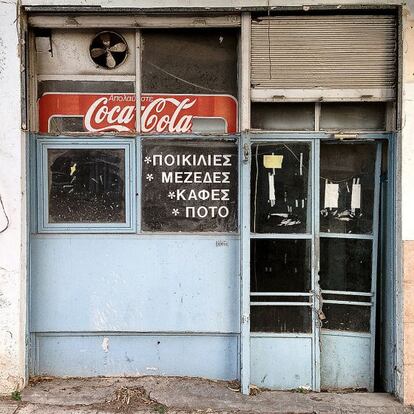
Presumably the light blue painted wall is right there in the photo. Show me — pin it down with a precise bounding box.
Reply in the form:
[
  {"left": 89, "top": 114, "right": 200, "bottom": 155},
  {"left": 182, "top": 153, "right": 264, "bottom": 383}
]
[
  {"left": 31, "top": 236, "right": 240, "bottom": 333},
  {"left": 33, "top": 333, "right": 239, "bottom": 379},
  {"left": 30, "top": 235, "right": 240, "bottom": 378}
]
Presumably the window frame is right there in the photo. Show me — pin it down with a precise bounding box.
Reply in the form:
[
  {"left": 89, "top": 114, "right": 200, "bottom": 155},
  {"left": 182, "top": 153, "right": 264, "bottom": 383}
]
[{"left": 36, "top": 137, "right": 136, "bottom": 233}]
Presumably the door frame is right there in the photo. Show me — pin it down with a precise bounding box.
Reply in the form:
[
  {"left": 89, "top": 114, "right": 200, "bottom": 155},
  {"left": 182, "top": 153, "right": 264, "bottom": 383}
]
[{"left": 240, "top": 131, "right": 395, "bottom": 394}]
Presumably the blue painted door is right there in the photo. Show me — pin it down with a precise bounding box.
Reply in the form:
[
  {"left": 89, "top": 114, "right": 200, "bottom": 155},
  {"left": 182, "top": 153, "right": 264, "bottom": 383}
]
[{"left": 247, "top": 136, "right": 382, "bottom": 391}]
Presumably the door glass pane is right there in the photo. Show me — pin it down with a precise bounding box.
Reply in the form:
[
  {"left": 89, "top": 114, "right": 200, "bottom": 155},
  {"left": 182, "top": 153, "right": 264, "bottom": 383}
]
[
  {"left": 48, "top": 148, "right": 125, "bottom": 223},
  {"left": 251, "top": 306, "right": 312, "bottom": 333},
  {"left": 321, "top": 304, "right": 371, "bottom": 333},
  {"left": 251, "top": 239, "right": 311, "bottom": 292},
  {"left": 251, "top": 143, "right": 311, "bottom": 233},
  {"left": 319, "top": 238, "right": 372, "bottom": 292},
  {"left": 320, "top": 143, "right": 376, "bottom": 234}
]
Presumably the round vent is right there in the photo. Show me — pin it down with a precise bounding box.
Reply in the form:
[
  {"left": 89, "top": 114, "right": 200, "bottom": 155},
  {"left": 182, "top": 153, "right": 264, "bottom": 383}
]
[{"left": 89, "top": 31, "right": 128, "bottom": 69}]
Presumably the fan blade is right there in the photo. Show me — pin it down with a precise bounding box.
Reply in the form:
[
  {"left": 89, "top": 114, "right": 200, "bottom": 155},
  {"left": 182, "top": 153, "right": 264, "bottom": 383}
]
[
  {"left": 90, "top": 48, "right": 106, "bottom": 58},
  {"left": 106, "top": 51, "right": 116, "bottom": 68},
  {"left": 109, "top": 42, "right": 127, "bottom": 53},
  {"left": 100, "top": 32, "right": 111, "bottom": 47}
]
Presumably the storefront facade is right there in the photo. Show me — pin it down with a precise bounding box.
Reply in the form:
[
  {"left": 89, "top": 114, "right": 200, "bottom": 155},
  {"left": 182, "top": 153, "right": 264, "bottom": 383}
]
[{"left": 2, "top": 0, "right": 414, "bottom": 404}]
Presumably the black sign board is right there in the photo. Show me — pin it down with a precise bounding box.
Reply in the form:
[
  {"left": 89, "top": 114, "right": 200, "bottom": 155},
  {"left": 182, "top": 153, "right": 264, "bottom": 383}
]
[{"left": 142, "top": 140, "right": 238, "bottom": 232}]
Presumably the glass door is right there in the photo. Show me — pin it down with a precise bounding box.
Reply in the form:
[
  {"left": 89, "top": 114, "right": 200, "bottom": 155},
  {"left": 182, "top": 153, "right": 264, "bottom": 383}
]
[
  {"left": 249, "top": 139, "right": 318, "bottom": 390},
  {"left": 319, "top": 141, "right": 382, "bottom": 391},
  {"left": 243, "top": 135, "right": 382, "bottom": 392}
]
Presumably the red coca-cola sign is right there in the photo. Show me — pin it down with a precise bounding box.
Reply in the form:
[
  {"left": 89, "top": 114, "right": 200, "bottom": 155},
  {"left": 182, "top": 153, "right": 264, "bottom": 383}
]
[{"left": 39, "top": 93, "right": 238, "bottom": 134}]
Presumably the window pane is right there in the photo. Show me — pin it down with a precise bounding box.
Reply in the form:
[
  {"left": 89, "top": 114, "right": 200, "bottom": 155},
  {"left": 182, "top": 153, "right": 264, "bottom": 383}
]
[
  {"left": 141, "top": 29, "right": 238, "bottom": 134},
  {"left": 319, "top": 238, "right": 372, "bottom": 292},
  {"left": 251, "top": 239, "right": 311, "bottom": 292},
  {"left": 141, "top": 140, "right": 238, "bottom": 233},
  {"left": 142, "top": 29, "right": 237, "bottom": 96},
  {"left": 320, "top": 102, "right": 386, "bottom": 131},
  {"left": 251, "top": 103, "right": 315, "bottom": 131},
  {"left": 320, "top": 143, "right": 376, "bottom": 234},
  {"left": 322, "top": 304, "right": 371, "bottom": 333},
  {"left": 48, "top": 149, "right": 125, "bottom": 223},
  {"left": 251, "top": 143, "right": 311, "bottom": 233},
  {"left": 251, "top": 306, "right": 312, "bottom": 333}
]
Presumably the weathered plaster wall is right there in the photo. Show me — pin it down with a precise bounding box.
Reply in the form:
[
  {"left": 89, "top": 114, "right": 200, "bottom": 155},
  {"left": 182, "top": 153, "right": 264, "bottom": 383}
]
[
  {"left": 0, "top": 0, "right": 411, "bottom": 401},
  {"left": 0, "top": 1, "right": 27, "bottom": 395},
  {"left": 402, "top": 3, "right": 414, "bottom": 405}
]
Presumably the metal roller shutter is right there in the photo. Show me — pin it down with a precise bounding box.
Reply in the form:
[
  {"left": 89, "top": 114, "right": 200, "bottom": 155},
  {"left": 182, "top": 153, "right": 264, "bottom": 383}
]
[{"left": 251, "top": 15, "right": 397, "bottom": 101}]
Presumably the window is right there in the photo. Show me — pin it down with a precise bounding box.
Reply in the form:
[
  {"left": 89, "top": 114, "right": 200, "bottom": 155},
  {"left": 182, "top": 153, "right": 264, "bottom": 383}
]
[{"left": 37, "top": 139, "right": 135, "bottom": 232}]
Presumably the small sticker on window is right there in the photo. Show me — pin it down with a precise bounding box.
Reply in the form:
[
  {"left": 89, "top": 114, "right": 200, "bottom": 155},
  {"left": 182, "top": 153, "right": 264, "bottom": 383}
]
[{"left": 263, "top": 154, "right": 283, "bottom": 169}]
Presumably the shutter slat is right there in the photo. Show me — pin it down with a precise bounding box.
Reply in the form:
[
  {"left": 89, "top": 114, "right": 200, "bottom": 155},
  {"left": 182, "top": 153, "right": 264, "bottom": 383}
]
[{"left": 251, "top": 15, "right": 397, "bottom": 91}]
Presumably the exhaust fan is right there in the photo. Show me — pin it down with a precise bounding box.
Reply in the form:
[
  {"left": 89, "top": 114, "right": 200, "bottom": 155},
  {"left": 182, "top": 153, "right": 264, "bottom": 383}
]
[{"left": 90, "top": 31, "right": 128, "bottom": 69}]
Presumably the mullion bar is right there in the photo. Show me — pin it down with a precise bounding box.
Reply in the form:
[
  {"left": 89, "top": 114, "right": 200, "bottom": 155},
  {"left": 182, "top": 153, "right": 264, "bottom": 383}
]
[
  {"left": 320, "top": 232, "right": 374, "bottom": 240},
  {"left": 250, "top": 292, "right": 311, "bottom": 296},
  {"left": 250, "top": 233, "right": 312, "bottom": 239},
  {"left": 312, "top": 137, "right": 321, "bottom": 391},
  {"left": 323, "top": 300, "right": 372, "bottom": 307},
  {"left": 251, "top": 302, "right": 312, "bottom": 307},
  {"left": 322, "top": 290, "right": 373, "bottom": 297}
]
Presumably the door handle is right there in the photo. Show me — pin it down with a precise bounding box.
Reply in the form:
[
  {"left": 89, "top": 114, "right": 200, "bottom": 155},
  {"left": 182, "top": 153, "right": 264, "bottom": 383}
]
[{"left": 243, "top": 143, "right": 249, "bottom": 163}]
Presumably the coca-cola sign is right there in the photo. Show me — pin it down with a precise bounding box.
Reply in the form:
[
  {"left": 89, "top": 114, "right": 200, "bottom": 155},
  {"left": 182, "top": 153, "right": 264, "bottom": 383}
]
[{"left": 39, "top": 93, "right": 238, "bottom": 134}]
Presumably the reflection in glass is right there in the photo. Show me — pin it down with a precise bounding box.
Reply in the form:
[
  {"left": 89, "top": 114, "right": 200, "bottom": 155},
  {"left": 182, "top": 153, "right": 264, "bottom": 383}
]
[
  {"left": 142, "top": 29, "right": 238, "bottom": 96},
  {"left": 48, "top": 149, "right": 125, "bottom": 223},
  {"left": 251, "top": 103, "right": 315, "bottom": 131},
  {"left": 251, "top": 239, "right": 311, "bottom": 292},
  {"left": 320, "top": 102, "right": 386, "bottom": 131},
  {"left": 251, "top": 305, "right": 312, "bottom": 333},
  {"left": 320, "top": 143, "right": 376, "bottom": 234},
  {"left": 319, "top": 238, "right": 372, "bottom": 292},
  {"left": 251, "top": 143, "right": 311, "bottom": 233}
]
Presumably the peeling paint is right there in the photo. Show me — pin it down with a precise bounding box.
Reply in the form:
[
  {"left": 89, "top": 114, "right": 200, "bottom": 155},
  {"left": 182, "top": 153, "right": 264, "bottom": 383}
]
[{"left": 102, "top": 337, "right": 110, "bottom": 353}]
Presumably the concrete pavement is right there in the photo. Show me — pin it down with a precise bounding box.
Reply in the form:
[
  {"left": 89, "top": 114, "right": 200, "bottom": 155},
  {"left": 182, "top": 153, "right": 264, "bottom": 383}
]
[{"left": 0, "top": 376, "right": 413, "bottom": 413}]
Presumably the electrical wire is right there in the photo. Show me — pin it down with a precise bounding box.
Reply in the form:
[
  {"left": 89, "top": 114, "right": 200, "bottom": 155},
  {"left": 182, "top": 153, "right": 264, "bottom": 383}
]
[
  {"left": 147, "top": 61, "right": 228, "bottom": 94},
  {"left": 0, "top": 194, "right": 10, "bottom": 234}
]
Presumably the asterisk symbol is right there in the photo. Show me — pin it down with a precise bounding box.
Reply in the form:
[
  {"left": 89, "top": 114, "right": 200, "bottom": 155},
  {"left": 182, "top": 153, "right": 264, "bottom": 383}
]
[
  {"left": 144, "top": 156, "right": 152, "bottom": 164},
  {"left": 172, "top": 209, "right": 180, "bottom": 216},
  {"left": 146, "top": 174, "right": 154, "bottom": 182},
  {"left": 168, "top": 191, "right": 176, "bottom": 199}
]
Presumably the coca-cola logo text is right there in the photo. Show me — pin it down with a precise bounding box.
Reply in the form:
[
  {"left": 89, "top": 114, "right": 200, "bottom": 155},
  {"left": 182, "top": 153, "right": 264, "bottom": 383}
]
[{"left": 39, "top": 93, "right": 238, "bottom": 134}]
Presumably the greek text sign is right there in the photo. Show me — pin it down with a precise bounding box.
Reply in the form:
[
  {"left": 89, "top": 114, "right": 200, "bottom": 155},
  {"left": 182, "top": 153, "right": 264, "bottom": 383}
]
[
  {"left": 142, "top": 141, "right": 238, "bottom": 232},
  {"left": 39, "top": 93, "right": 238, "bottom": 134}
]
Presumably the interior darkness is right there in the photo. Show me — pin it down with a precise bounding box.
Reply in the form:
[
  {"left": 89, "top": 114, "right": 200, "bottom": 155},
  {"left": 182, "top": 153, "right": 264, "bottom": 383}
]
[
  {"left": 142, "top": 28, "right": 238, "bottom": 96},
  {"left": 320, "top": 142, "right": 376, "bottom": 234},
  {"left": 319, "top": 238, "right": 373, "bottom": 292},
  {"left": 48, "top": 149, "right": 125, "bottom": 223},
  {"left": 251, "top": 239, "right": 311, "bottom": 293},
  {"left": 251, "top": 143, "right": 310, "bottom": 234},
  {"left": 251, "top": 305, "right": 312, "bottom": 333},
  {"left": 321, "top": 303, "right": 371, "bottom": 332}
]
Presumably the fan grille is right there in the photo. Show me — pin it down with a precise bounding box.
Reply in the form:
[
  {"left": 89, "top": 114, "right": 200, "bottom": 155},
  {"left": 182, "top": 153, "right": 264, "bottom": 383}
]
[{"left": 89, "top": 31, "right": 128, "bottom": 69}]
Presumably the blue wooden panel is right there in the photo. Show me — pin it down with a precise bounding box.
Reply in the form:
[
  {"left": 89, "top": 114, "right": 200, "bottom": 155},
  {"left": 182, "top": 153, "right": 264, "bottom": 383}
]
[
  {"left": 33, "top": 333, "right": 239, "bottom": 379},
  {"left": 30, "top": 236, "right": 239, "bottom": 332},
  {"left": 320, "top": 331, "right": 371, "bottom": 390},
  {"left": 250, "top": 336, "right": 313, "bottom": 389}
]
